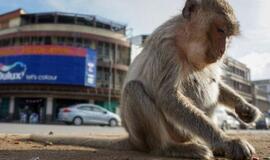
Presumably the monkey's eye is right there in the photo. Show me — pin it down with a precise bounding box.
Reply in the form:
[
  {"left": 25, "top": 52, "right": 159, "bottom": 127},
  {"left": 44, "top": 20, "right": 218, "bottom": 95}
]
[{"left": 217, "top": 28, "right": 225, "bottom": 34}]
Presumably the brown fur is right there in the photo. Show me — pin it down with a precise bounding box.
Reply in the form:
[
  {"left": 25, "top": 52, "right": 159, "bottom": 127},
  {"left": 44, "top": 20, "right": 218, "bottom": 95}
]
[{"left": 121, "top": 0, "right": 261, "bottom": 159}]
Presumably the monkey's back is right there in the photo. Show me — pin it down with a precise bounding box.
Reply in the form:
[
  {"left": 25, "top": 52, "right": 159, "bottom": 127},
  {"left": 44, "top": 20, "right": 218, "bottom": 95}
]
[{"left": 122, "top": 49, "right": 155, "bottom": 94}]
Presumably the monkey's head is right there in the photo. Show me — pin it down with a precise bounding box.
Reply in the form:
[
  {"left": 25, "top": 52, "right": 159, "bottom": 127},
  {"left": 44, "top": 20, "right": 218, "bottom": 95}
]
[{"left": 177, "top": 0, "right": 239, "bottom": 69}]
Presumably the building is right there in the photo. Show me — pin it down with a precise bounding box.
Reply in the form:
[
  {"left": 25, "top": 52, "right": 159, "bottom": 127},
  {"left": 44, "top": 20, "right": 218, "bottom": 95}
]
[
  {"left": 222, "top": 57, "right": 253, "bottom": 103},
  {"left": 130, "top": 35, "right": 148, "bottom": 61},
  {"left": 253, "top": 79, "right": 270, "bottom": 101},
  {"left": 253, "top": 79, "right": 270, "bottom": 113},
  {"left": 223, "top": 57, "right": 270, "bottom": 113},
  {"left": 0, "top": 9, "right": 131, "bottom": 123},
  {"left": 251, "top": 85, "right": 270, "bottom": 113}
]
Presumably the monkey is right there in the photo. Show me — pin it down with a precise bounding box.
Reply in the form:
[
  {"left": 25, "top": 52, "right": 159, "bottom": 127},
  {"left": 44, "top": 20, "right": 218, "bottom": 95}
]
[
  {"left": 120, "top": 0, "right": 261, "bottom": 159},
  {"left": 30, "top": 0, "right": 262, "bottom": 159}
]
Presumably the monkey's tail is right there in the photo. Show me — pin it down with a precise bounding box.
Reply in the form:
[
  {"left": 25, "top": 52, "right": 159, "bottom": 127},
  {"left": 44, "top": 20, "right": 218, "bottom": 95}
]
[{"left": 29, "top": 134, "right": 133, "bottom": 151}]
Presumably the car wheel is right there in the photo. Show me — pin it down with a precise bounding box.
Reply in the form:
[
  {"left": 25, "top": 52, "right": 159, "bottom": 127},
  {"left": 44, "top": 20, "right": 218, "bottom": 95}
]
[
  {"left": 73, "top": 117, "right": 83, "bottom": 125},
  {"left": 109, "top": 119, "right": 118, "bottom": 127}
]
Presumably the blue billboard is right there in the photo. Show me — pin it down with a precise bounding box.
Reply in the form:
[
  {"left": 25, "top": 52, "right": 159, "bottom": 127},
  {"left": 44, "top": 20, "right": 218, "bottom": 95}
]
[{"left": 0, "top": 45, "right": 96, "bottom": 87}]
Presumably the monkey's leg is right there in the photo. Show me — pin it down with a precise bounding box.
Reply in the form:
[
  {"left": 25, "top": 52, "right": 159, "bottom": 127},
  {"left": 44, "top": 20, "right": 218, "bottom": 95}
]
[
  {"left": 122, "top": 80, "right": 170, "bottom": 152},
  {"left": 122, "top": 81, "right": 213, "bottom": 159},
  {"left": 157, "top": 87, "right": 255, "bottom": 160},
  {"left": 218, "top": 82, "right": 261, "bottom": 123}
]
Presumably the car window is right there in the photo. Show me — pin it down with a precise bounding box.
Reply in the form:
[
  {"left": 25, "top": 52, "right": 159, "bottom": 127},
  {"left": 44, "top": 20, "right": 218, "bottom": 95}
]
[
  {"left": 92, "top": 107, "right": 103, "bottom": 113},
  {"left": 78, "top": 106, "right": 92, "bottom": 111}
]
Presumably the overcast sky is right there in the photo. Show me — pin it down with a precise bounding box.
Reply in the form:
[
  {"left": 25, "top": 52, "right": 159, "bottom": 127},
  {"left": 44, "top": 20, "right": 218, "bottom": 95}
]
[{"left": 0, "top": 0, "right": 269, "bottom": 80}]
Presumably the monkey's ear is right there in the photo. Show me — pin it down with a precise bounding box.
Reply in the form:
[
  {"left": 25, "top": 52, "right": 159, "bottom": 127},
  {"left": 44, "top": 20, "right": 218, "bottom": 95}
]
[{"left": 182, "top": 0, "right": 201, "bottom": 19}]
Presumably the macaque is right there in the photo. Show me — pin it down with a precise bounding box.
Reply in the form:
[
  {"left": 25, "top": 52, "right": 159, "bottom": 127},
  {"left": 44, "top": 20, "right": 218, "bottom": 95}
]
[{"left": 120, "top": 0, "right": 261, "bottom": 159}]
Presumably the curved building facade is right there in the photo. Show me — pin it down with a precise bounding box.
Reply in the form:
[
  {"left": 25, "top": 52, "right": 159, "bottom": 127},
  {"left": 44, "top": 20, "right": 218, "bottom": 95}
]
[{"left": 0, "top": 9, "right": 130, "bottom": 123}]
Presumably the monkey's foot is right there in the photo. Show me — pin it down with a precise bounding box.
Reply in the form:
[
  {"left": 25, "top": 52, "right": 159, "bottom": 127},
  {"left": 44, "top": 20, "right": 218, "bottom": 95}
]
[{"left": 152, "top": 143, "right": 213, "bottom": 159}]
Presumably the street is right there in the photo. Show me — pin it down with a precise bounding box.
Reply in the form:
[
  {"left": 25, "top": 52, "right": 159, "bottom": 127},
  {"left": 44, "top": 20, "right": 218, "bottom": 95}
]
[
  {"left": 0, "top": 123, "right": 127, "bottom": 136},
  {"left": 0, "top": 123, "right": 269, "bottom": 160},
  {"left": 1, "top": 122, "right": 270, "bottom": 135}
]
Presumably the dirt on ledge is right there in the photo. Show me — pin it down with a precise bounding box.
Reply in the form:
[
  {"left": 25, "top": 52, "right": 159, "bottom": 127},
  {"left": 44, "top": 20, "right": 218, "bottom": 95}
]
[{"left": 0, "top": 132, "right": 269, "bottom": 160}]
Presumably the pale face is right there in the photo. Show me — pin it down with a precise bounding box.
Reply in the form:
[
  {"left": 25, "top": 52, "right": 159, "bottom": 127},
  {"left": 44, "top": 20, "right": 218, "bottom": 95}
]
[{"left": 180, "top": 9, "right": 237, "bottom": 69}]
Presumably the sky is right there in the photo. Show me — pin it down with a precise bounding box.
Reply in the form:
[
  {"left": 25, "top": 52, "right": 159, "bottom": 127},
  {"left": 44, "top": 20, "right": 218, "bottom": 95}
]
[{"left": 0, "top": 0, "right": 269, "bottom": 80}]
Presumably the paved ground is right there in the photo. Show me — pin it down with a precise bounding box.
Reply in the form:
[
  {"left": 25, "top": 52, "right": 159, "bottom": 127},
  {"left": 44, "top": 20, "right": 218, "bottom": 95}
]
[
  {"left": 1, "top": 122, "right": 269, "bottom": 136},
  {"left": 0, "top": 123, "right": 269, "bottom": 160},
  {"left": 0, "top": 123, "right": 126, "bottom": 136}
]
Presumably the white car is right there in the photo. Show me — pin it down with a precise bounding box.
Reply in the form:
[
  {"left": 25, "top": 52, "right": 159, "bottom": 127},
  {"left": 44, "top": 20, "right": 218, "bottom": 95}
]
[
  {"left": 212, "top": 107, "right": 240, "bottom": 130},
  {"left": 58, "top": 103, "right": 121, "bottom": 126}
]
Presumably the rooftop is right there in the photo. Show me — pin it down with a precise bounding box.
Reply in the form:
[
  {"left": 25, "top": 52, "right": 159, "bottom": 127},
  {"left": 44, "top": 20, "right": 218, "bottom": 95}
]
[{"left": 0, "top": 9, "right": 127, "bottom": 33}]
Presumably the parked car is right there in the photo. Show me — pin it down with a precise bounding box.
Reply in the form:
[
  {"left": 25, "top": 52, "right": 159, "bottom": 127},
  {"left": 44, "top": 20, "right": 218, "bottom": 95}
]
[
  {"left": 212, "top": 107, "right": 240, "bottom": 130},
  {"left": 239, "top": 122, "right": 256, "bottom": 130},
  {"left": 256, "top": 116, "right": 270, "bottom": 129},
  {"left": 58, "top": 103, "right": 121, "bottom": 126}
]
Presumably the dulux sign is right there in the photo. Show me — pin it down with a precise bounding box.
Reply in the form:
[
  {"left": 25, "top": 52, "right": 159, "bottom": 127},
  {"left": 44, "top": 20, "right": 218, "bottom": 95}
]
[
  {"left": 0, "top": 46, "right": 96, "bottom": 87},
  {"left": 0, "top": 62, "right": 27, "bottom": 80}
]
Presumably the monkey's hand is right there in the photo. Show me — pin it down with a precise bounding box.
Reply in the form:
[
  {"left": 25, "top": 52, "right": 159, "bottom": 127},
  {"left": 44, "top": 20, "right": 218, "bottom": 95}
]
[
  {"left": 218, "top": 138, "right": 256, "bottom": 160},
  {"left": 235, "top": 101, "right": 262, "bottom": 123}
]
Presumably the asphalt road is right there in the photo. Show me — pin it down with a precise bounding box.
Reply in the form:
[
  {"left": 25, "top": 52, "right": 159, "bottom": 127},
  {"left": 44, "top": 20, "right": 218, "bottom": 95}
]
[
  {"left": 0, "top": 122, "right": 269, "bottom": 136},
  {"left": 0, "top": 122, "right": 127, "bottom": 136}
]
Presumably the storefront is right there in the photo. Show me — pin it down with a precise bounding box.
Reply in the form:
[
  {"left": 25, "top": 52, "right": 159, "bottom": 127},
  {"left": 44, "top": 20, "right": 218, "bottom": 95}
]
[
  {"left": 0, "top": 45, "right": 98, "bottom": 123},
  {"left": 14, "top": 97, "right": 46, "bottom": 123},
  {"left": 0, "top": 97, "right": 9, "bottom": 121}
]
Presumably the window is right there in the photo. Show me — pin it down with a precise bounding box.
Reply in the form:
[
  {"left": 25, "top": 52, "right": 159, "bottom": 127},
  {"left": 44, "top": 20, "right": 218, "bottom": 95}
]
[
  {"left": 0, "top": 36, "right": 96, "bottom": 49},
  {"left": 104, "top": 42, "right": 110, "bottom": 59},
  {"left": 21, "top": 15, "right": 36, "bottom": 25},
  {"left": 51, "top": 37, "right": 58, "bottom": 45},
  {"left": 78, "top": 106, "right": 91, "bottom": 111},
  {"left": 58, "top": 16, "right": 75, "bottom": 24},
  {"left": 76, "top": 17, "right": 94, "bottom": 26},
  {"left": 96, "top": 22, "right": 104, "bottom": 28},
  {"left": 83, "top": 39, "right": 91, "bottom": 48},
  {"left": 104, "top": 70, "right": 110, "bottom": 81},
  {"left": 96, "top": 68, "right": 102, "bottom": 81},
  {"left": 57, "top": 37, "right": 65, "bottom": 45},
  {"left": 233, "top": 81, "right": 251, "bottom": 93},
  {"left": 67, "top": 37, "right": 74, "bottom": 45},
  {"left": 37, "top": 15, "right": 55, "bottom": 23},
  {"left": 117, "top": 46, "right": 130, "bottom": 65},
  {"left": 103, "top": 24, "right": 111, "bottom": 30},
  {"left": 76, "top": 38, "right": 82, "bottom": 46},
  {"left": 92, "top": 107, "right": 103, "bottom": 113},
  {"left": 44, "top": 36, "right": 52, "bottom": 45},
  {"left": 97, "top": 42, "right": 104, "bottom": 60}
]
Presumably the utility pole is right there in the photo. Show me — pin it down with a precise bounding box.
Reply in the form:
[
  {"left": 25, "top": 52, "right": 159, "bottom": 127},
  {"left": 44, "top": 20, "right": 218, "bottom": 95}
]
[{"left": 108, "top": 43, "right": 113, "bottom": 110}]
